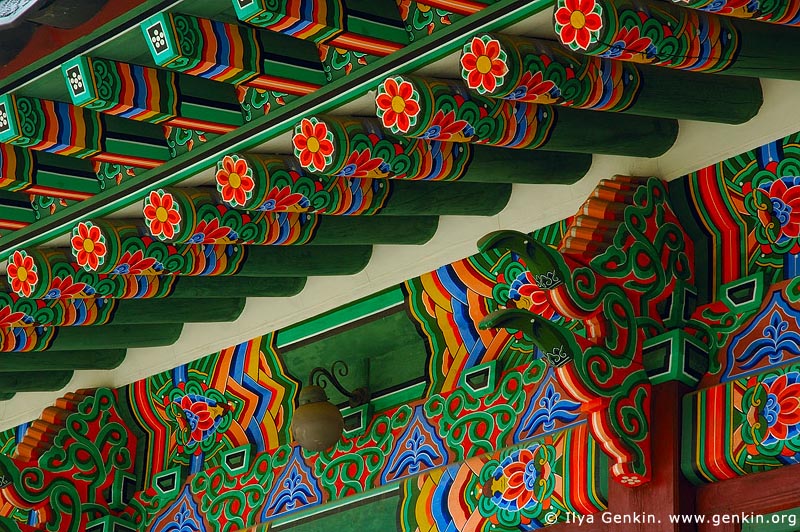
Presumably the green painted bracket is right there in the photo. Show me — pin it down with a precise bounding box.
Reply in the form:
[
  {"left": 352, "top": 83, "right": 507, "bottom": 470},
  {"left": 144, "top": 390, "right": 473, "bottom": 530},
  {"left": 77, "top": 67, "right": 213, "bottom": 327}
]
[
  {"left": 479, "top": 308, "right": 579, "bottom": 367},
  {"left": 478, "top": 229, "right": 569, "bottom": 290}
]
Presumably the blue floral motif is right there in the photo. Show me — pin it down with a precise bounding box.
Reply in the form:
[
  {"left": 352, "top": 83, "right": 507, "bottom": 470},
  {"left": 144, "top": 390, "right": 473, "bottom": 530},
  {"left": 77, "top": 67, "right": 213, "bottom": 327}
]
[
  {"left": 264, "top": 446, "right": 323, "bottom": 518},
  {"left": 730, "top": 292, "right": 800, "bottom": 379},
  {"left": 150, "top": 486, "right": 207, "bottom": 532},
  {"left": 700, "top": 0, "right": 759, "bottom": 13},
  {"left": 515, "top": 379, "right": 581, "bottom": 442},
  {"left": 381, "top": 406, "right": 448, "bottom": 483}
]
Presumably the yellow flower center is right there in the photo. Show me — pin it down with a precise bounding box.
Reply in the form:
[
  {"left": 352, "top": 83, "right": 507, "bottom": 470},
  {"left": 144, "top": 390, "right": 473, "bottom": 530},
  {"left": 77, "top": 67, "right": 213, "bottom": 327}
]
[
  {"left": 156, "top": 206, "right": 169, "bottom": 223},
  {"left": 83, "top": 239, "right": 95, "bottom": 253},
  {"left": 306, "top": 136, "right": 321, "bottom": 153},
  {"left": 228, "top": 172, "right": 242, "bottom": 189},
  {"left": 570, "top": 10, "right": 586, "bottom": 29},
  {"left": 391, "top": 95, "right": 406, "bottom": 114},
  {"left": 418, "top": 3, "right": 430, "bottom": 12},
  {"left": 17, "top": 267, "right": 27, "bottom": 283},
  {"left": 476, "top": 55, "right": 493, "bottom": 75}
]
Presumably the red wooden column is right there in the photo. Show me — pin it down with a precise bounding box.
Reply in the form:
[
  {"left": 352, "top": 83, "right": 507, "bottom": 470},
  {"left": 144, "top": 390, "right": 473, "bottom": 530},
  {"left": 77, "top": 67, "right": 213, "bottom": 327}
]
[
  {"left": 697, "top": 462, "right": 800, "bottom": 532},
  {"left": 549, "top": 382, "right": 698, "bottom": 532}
]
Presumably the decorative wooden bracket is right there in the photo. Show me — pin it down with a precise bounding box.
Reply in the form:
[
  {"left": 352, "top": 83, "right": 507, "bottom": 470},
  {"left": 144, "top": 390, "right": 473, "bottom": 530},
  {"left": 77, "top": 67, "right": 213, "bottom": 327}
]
[{"left": 478, "top": 176, "right": 699, "bottom": 486}]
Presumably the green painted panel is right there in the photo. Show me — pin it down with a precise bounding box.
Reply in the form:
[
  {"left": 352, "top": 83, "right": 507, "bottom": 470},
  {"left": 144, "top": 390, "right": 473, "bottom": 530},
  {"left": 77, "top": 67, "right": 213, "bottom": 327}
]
[
  {"left": 274, "top": 492, "right": 399, "bottom": 532},
  {"left": 742, "top": 509, "right": 800, "bottom": 532},
  {"left": 280, "top": 307, "right": 429, "bottom": 407},
  {"left": 277, "top": 286, "right": 405, "bottom": 347}
]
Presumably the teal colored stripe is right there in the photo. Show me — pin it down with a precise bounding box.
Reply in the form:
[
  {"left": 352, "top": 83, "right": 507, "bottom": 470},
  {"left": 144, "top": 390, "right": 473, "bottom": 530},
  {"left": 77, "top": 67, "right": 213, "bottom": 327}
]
[{"left": 277, "top": 286, "right": 405, "bottom": 347}]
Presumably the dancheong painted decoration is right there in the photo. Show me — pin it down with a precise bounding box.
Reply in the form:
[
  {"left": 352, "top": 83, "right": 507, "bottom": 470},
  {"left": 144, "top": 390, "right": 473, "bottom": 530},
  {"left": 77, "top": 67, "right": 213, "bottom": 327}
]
[{"left": 0, "top": 0, "right": 799, "bottom": 530}]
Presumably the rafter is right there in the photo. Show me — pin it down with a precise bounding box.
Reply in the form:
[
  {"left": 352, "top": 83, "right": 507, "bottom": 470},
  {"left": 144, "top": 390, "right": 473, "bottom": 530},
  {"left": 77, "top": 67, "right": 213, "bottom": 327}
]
[
  {"left": 374, "top": 75, "right": 677, "bottom": 157},
  {"left": 460, "top": 33, "right": 762, "bottom": 124}
]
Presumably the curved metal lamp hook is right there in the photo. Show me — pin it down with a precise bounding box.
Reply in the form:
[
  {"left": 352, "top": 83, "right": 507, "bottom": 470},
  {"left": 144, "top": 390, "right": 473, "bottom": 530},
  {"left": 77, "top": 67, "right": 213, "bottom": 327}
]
[{"left": 308, "top": 360, "right": 370, "bottom": 408}]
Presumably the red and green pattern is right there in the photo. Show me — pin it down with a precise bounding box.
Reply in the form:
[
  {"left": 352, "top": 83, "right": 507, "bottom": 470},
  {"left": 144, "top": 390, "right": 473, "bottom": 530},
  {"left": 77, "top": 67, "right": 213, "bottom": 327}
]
[
  {"left": 554, "top": 0, "right": 740, "bottom": 73},
  {"left": 0, "top": 95, "right": 103, "bottom": 159},
  {"left": 399, "top": 424, "right": 607, "bottom": 530},
  {"left": 142, "top": 13, "right": 324, "bottom": 96},
  {"left": 376, "top": 75, "right": 553, "bottom": 149},
  {"left": 667, "top": 0, "right": 800, "bottom": 26},
  {"left": 62, "top": 56, "right": 178, "bottom": 124},
  {"left": 461, "top": 33, "right": 641, "bottom": 113},
  {"left": 292, "top": 115, "right": 471, "bottom": 181},
  {"left": 215, "top": 153, "right": 388, "bottom": 215},
  {"left": 152, "top": 187, "right": 318, "bottom": 245},
  {"left": 0, "top": 295, "right": 115, "bottom": 328},
  {"left": 69, "top": 218, "right": 248, "bottom": 276},
  {"left": 684, "top": 360, "right": 800, "bottom": 484},
  {"left": 5, "top": 248, "right": 173, "bottom": 300}
]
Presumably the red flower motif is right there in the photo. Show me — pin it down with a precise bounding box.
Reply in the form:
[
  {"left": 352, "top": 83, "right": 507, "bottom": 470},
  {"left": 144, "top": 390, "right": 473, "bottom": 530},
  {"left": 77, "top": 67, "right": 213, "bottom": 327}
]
[
  {"left": 513, "top": 71, "right": 558, "bottom": 102},
  {"left": 763, "top": 375, "right": 800, "bottom": 441},
  {"left": 216, "top": 155, "right": 256, "bottom": 208},
  {"left": 45, "top": 276, "right": 86, "bottom": 299},
  {"left": 261, "top": 186, "right": 311, "bottom": 212},
  {"left": 71, "top": 221, "right": 107, "bottom": 271},
  {"left": 113, "top": 250, "right": 157, "bottom": 275},
  {"left": 509, "top": 271, "right": 558, "bottom": 320},
  {"left": 421, "top": 109, "right": 471, "bottom": 141},
  {"left": 7, "top": 251, "right": 38, "bottom": 298},
  {"left": 189, "top": 219, "right": 235, "bottom": 244},
  {"left": 376, "top": 76, "right": 421, "bottom": 134},
  {"left": 555, "top": 0, "right": 603, "bottom": 51},
  {"left": 292, "top": 118, "right": 335, "bottom": 173},
  {"left": 759, "top": 178, "right": 800, "bottom": 239},
  {"left": 179, "top": 395, "right": 216, "bottom": 444},
  {"left": 492, "top": 447, "right": 540, "bottom": 511},
  {"left": 601, "top": 26, "right": 654, "bottom": 61},
  {"left": 460, "top": 36, "right": 509, "bottom": 95},
  {"left": 0, "top": 306, "right": 26, "bottom": 328},
  {"left": 143, "top": 190, "right": 181, "bottom": 240},
  {"left": 339, "top": 149, "right": 386, "bottom": 178}
]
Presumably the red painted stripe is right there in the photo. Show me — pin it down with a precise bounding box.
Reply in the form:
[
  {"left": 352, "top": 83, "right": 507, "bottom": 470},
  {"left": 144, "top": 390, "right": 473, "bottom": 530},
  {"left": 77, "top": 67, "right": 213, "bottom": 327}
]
[
  {"left": 328, "top": 33, "right": 403, "bottom": 56},
  {"left": 697, "top": 166, "right": 740, "bottom": 284},
  {"left": 166, "top": 117, "right": 236, "bottom": 135},
  {"left": 0, "top": 221, "right": 30, "bottom": 230},
  {"left": 90, "top": 153, "right": 163, "bottom": 169},
  {"left": 25, "top": 185, "right": 93, "bottom": 201},
  {"left": 245, "top": 75, "right": 319, "bottom": 95},
  {"left": 423, "top": 0, "right": 485, "bottom": 15}
]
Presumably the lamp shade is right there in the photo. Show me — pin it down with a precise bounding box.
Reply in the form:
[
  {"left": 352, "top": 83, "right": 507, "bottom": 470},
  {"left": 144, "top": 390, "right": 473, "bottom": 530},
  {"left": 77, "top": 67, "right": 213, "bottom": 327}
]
[{"left": 290, "top": 385, "right": 344, "bottom": 451}]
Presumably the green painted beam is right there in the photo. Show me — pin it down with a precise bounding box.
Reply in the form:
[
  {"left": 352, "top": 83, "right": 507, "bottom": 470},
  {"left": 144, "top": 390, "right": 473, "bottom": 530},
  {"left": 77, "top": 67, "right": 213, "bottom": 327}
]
[
  {"left": 379, "top": 181, "right": 512, "bottom": 216},
  {"left": 0, "top": 371, "right": 73, "bottom": 392},
  {"left": 0, "top": 349, "right": 126, "bottom": 371},
  {"left": 379, "top": 75, "right": 677, "bottom": 157},
  {"left": 48, "top": 323, "right": 182, "bottom": 350},
  {"left": 544, "top": 106, "right": 678, "bottom": 157},
  {"left": 0, "top": 392, "right": 15, "bottom": 401},
  {"left": 64, "top": 221, "right": 375, "bottom": 278},
  {"left": 170, "top": 276, "right": 307, "bottom": 298},
  {"left": 153, "top": 189, "right": 440, "bottom": 245},
  {"left": 236, "top": 245, "right": 372, "bottom": 276},
  {"left": 463, "top": 146, "right": 591, "bottom": 184},
  {"left": 571, "top": 0, "right": 800, "bottom": 80},
  {"left": 469, "top": 33, "right": 763, "bottom": 124},
  {"left": 310, "top": 216, "right": 438, "bottom": 245},
  {"left": 110, "top": 298, "right": 245, "bottom": 324}
]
